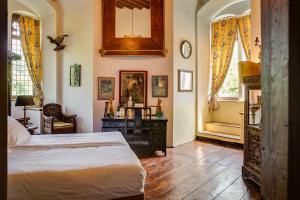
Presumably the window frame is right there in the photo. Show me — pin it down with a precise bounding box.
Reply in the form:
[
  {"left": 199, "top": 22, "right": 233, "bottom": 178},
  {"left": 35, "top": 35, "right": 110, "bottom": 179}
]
[{"left": 10, "top": 13, "right": 34, "bottom": 100}]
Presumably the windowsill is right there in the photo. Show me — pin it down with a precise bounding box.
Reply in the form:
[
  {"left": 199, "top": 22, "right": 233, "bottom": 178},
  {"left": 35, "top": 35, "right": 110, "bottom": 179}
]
[{"left": 218, "top": 97, "right": 245, "bottom": 103}]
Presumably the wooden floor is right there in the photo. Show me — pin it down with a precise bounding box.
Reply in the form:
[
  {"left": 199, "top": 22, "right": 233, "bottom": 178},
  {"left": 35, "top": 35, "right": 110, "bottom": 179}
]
[{"left": 140, "top": 141, "right": 260, "bottom": 200}]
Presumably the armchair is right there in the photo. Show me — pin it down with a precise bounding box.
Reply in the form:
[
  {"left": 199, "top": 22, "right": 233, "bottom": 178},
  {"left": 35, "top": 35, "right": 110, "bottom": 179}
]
[{"left": 42, "top": 103, "right": 77, "bottom": 134}]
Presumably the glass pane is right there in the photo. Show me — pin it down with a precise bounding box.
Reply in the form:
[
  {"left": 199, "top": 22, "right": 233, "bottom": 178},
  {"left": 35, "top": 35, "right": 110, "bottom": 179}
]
[
  {"left": 115, "top": 0, "right": 151, "bottom": 38},
  {"left": 11, "top": 20, "right": 33, "bottom": 96},
  {"left": 248, "top": 89, "right": 262, "bottom": 126},
  {"left": 219, "top": 39, "right": 239, "bottom": 98}
]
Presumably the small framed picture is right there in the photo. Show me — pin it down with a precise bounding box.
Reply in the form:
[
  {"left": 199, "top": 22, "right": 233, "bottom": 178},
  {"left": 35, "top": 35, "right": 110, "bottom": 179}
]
[
  {"left": 178, "top": 69, "right": 193, "bottom": 92},
  {"left": 70, "top": 64, "right": 81, "bottom": 87},
  {"left": 152, "top": 76, "right": 168, "bottom": 97},
  {"left": 98, "top": 77, "right": 115, "bottom": 100}
]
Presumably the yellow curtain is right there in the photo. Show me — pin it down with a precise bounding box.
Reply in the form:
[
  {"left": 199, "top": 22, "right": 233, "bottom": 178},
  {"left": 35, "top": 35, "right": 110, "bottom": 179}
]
[
  {"left": 209, "top": 18, "right": 238, "bottom": 112},
  {"left": 237, "top": 15, "right": 251, "bottom": 60},
  {"left": 19, "top": 16, "right": 43, "bottom": 107}
]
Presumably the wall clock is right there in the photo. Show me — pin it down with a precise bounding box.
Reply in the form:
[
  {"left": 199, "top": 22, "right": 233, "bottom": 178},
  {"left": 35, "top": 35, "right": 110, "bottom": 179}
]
[{"left": 180, "top": 40, "right": 192, "bottom": 59}]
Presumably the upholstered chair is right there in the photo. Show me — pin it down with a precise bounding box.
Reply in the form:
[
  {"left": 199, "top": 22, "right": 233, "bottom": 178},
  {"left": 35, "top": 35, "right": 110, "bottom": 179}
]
[{"left": 42, "top": 103, "right": 76, "bottom": 134}]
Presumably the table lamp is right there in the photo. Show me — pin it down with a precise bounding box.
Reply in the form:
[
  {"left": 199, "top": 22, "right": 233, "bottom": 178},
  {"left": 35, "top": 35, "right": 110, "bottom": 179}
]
[{"left": 15, "top": 95, "right": 35, "bottom": 126}]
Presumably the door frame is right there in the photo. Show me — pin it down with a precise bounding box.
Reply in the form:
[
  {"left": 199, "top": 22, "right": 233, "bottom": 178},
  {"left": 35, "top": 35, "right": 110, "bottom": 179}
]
[
  {"left": 288, "top": 0, "right": 300, "bottom": 199},
  {"left": 0, "top": 0, "right": 8, "bottom": 199}
]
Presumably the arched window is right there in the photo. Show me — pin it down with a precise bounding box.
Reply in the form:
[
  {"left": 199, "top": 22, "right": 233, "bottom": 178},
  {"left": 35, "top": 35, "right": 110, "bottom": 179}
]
[
  {"left": 211, "top": 14, "right": 247, "bottom": 100},
  {"left": 11, "top": 13, "right": 34, "bottom": 97}
]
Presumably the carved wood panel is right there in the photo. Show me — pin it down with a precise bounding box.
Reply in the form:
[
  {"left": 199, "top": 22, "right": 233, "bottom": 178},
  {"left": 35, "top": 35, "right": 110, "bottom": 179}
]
[{"left": 242, "top": 76, "right": 261, "bottom": 186}]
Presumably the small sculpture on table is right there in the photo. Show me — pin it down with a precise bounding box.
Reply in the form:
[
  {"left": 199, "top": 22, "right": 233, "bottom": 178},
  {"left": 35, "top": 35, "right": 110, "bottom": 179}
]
[
  {"left": 156, "top": 99, "right": 163, "bottom": 117},
  {"left": 108, "top": 98, "right": 114, "bottom": 118},
  {"left": 104, "top": 102, "right": 109, "bottom": 118},
  {"left": 104, "top": 98, "right": 115, "bottom": 118}
]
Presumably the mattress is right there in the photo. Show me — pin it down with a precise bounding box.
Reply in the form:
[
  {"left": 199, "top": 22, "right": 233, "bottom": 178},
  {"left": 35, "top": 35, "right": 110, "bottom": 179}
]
[
  {"left": 8, "top": 145, "right": 146, "bottom": 200},
  {"left": 9, "top": 132, "right": 128, "bottom": 150}
]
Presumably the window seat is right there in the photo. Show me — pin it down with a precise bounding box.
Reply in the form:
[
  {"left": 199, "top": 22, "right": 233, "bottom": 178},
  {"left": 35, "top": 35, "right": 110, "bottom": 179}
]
[{"left": 198, "top": 121, "right": 243, "bottom": 144}]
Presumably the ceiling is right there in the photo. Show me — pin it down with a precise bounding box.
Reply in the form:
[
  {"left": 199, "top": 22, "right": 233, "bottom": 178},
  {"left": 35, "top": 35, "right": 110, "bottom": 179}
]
[{"left": 116, "top": 0, "right": 151, "bottom": 10}]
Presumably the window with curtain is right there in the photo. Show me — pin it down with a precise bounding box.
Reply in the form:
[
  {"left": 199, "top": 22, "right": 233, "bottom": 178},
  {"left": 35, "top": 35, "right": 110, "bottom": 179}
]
[
  {"left": 11, "top": 13, "right": 33, "bottom": 97},
  {"left": 218, "top": 31, "right": 247, "bottom": 99}
]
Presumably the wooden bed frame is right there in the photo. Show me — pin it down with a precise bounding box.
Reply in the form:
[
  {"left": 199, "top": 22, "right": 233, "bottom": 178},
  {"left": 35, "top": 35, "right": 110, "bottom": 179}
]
[{"left": 115, "top": 194, "right": 144, "bottom": 200}]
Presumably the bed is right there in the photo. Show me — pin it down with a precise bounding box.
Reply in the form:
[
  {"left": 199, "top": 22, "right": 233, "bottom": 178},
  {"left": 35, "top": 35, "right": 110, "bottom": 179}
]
[
  {"left": 9, "top": 132, "right": 128, "bottom": 150},
  {"left": 8, "top": 145, "right": 146, "bottom": 200},
  {"left": 7, "top": 117, "right": 146, "bottom": 200}
]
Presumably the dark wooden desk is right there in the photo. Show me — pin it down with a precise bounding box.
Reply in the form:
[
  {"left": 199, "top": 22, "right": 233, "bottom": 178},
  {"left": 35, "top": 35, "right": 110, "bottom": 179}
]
[{"left": 102, "top": 116, "right": 168, "bottom": 157}]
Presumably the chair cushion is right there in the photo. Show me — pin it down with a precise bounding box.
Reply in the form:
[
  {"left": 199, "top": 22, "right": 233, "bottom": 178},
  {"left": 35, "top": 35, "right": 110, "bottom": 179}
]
[{"left": 53, "top": 121, "right": 74, "bottom": 130}]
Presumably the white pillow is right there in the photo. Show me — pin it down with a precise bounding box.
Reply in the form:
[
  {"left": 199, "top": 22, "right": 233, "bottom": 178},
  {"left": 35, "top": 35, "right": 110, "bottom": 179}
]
[{"left": 7, "top": 116, "right": 30, "bottom": 145}]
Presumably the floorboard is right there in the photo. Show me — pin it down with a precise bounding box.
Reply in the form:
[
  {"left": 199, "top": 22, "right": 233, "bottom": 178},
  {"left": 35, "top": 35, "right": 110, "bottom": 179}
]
[{"left": 141, "top": 141, "right": 260, "bottom": 200}]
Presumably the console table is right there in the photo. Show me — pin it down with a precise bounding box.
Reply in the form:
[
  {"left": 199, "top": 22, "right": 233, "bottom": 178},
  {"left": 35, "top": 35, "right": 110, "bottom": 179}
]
[{"left": 102, "top": 116, "right": 168, "bottom": 157}]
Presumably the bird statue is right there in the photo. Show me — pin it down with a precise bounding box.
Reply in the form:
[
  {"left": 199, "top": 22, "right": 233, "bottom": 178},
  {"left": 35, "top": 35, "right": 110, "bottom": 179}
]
[{"left": 47, "top": 35, "right": 69, "bottom": 51}]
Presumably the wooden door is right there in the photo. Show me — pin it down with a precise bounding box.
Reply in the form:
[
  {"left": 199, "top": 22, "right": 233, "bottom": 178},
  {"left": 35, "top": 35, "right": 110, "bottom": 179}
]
[{"left": 261, "top": 0, "right": 300, "bottom": 199}]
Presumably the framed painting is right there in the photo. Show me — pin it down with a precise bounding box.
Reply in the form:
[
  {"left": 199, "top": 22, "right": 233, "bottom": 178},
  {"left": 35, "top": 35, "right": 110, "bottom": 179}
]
[
  {"left": 101, "top": 0, "right": 167, "bottom": 56},
  {"left": 178, "top": 69, "right": 193, "bottom": 92},
  {"left": 152, "top": 76, "right": 168, "bottom": 97},
  {"left": 98, "top": 77, "right": 115, "bottom": 100},
  {"left": 70, "top": 64, "right": 81, "bottom": 87},
  {"left": 119, "top": 71, "right": 148, "bottom": 106}
]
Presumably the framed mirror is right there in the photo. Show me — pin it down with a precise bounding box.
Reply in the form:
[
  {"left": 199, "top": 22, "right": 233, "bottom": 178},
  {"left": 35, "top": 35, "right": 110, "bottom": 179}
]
[{"left": 101, "top": 0, "right": 167, "bottom": 56}]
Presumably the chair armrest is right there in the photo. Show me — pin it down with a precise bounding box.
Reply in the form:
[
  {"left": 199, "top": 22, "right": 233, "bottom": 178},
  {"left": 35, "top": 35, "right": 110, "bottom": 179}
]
[
  {"left": 62, "top": 114, "right": 77, "bottom": 123},
  {"left": 43, "top": 115, "right": 54, "bottom": 129}
]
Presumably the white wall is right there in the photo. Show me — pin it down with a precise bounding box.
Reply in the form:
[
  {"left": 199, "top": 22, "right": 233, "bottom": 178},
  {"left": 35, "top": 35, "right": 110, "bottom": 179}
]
[
  {"left": 60, "top": 0, "right": 94, "bottom": 133},
  {"left": 41, "top": 11, "right": 57, "bottom": 104},
  {"left": 250, "top": 0, "right": 261, "bottom": 62},
  {"left": 212, "top": 101, "right": 244, "bottom": 124},
  {"left": 93, "top": 0, "right": 174, "bottom": 146},
  {"left": 172, "top": 0, "right": 198, "bottom": 146},
  {"left": 197, "top": 15, "right": 211, "bottom": 131}
]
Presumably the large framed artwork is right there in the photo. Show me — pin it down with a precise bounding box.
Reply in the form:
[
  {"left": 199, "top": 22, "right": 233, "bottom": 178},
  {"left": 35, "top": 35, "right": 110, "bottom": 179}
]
[
  {"left": 178, "top": 69, "right": 193, "bottom": 92},
  {"left": 101, "top": 0, "right": 167, "bottom": 56},
  {"left": 70, "top": 64, "right": 81, "bottom": 87},
  {"left": 119, "top": 71, "right": 148, "bottom": 106},
  {"left": 152, "top": 76, "right": 168, "bottom": 97},
  {"left": 98, "top": 77, "right": 115, "bottom": 100}
]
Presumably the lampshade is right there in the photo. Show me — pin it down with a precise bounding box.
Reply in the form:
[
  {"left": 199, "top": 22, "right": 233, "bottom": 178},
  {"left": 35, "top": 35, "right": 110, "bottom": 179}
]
[{"left": 15, "top": 95, "right": 35, "bottom": 107}]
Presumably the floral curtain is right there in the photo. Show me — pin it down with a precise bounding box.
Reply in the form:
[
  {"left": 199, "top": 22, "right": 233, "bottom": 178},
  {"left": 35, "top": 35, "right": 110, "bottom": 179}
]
[
  {"left": 19, "top": 16, "right": 43, "bottom": 107},
  {"left": 237, "top": 15, "right": 251, "bottom": 60},
  {"left": 209, "top": 18, "right": 238, "bottom": 112}
]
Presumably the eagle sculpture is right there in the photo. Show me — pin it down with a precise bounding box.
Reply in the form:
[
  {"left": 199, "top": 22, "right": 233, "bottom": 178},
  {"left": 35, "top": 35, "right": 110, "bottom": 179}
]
[{"left": 47, "top": 35, "right": 69, "bottom": 51}]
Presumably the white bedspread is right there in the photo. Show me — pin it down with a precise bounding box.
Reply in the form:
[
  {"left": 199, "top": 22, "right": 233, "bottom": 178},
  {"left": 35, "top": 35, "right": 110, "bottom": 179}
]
[
  {"left": 8, "top": 146, "right": 146, "bottom": 200},
  {"left": 9, "top": 132, "right": 128, "bottom": 150}
]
